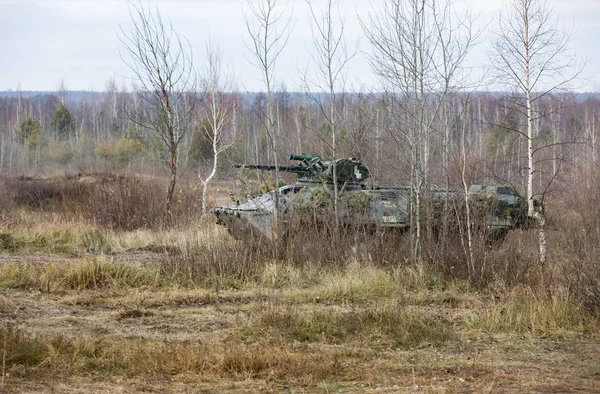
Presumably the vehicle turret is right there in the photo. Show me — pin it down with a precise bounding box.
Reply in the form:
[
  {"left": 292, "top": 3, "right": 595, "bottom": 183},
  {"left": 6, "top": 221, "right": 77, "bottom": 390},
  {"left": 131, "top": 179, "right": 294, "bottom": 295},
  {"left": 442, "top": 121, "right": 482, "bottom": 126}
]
[{"left": 234, "top": 154, "right": 371, "bottom": 188}]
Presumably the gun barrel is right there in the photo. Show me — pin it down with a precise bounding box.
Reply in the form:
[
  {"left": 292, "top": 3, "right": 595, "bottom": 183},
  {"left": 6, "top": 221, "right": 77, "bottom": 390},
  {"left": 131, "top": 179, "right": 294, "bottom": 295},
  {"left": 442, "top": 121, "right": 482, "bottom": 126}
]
[
  {"left": 234, "top": 164, "right": 310, "bottom": 174},
  {"left": 289, "top": 153, "right": 317, "bottom": 162},
  {"left": 234, "top": 164, "right": 275, "bottom": 171}
]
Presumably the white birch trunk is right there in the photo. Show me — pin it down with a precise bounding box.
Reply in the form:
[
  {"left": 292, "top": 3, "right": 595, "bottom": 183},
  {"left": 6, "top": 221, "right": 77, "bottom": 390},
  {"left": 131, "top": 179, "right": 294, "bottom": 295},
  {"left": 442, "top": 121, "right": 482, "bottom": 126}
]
[
  {"left": 524, "top": 3, "right": 546, "bottom": 265},
  {"left": 460, "top": 101, "right": 475, "bottom": 277}
]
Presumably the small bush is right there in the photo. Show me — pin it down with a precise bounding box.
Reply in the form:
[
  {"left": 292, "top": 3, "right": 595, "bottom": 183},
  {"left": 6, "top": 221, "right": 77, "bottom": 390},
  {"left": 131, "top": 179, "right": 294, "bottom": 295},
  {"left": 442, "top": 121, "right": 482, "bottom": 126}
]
[
  {"left": 549, "top": 181, "right": 600, "bottom": 312},
  {"left": 3, "top": 178, "right": 61, "bottom": 209},
  {"left": 47, "top": 141, "right": 73, "bottom": 165},
  {"left": 86, "top": 176, "right": 167, "bottom": 230},
  {"left": 74, "top": 227, "right": 108, "bottom": 253},
  {"left": 2, "top": 174, "right": 201, "bottom": 231}
]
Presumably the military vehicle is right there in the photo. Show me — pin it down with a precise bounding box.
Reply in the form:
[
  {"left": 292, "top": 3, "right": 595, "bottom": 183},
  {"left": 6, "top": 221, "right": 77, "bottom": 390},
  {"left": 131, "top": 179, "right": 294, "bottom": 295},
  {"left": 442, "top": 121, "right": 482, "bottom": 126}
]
[{"left": 212, "top": 154, "right": 532, "bottom": 243}]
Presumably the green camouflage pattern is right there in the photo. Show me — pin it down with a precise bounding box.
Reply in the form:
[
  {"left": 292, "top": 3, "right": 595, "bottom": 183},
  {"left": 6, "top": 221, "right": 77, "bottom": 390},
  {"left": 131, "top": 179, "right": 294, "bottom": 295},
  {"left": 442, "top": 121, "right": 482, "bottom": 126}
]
[{"left": 212, "top": 155, "right": 535, "bottom": 242}]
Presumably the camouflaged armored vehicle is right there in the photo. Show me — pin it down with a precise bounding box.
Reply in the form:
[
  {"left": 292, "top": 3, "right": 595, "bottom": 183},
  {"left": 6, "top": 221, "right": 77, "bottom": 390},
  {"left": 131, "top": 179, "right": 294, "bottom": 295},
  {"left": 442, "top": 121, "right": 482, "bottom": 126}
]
[{"left": 212, "top": 154, "right": 531, "bottom": 242}]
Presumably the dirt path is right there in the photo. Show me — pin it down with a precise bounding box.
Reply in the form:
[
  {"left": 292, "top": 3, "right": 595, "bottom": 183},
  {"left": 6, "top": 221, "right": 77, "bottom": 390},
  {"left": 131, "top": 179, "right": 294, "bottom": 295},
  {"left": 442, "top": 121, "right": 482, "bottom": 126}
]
[{"left": 0, "top": 250, "right": 168, "bottom": 266}]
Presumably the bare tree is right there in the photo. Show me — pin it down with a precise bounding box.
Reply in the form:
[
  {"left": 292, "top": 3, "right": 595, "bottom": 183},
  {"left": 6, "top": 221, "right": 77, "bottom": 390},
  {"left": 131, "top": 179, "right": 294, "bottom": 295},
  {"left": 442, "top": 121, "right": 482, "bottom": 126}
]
[
  {"left": 303, "top": 0, "right": 355, "bottom": 229},
  {"left": 490, "top": 0, "right": 583, "bottom": 264},
  {"left": 362, "top": 0, "right": 476, "bottom": 261},
  {"left": 57, "top": 79, "right": 68, "bottom": 106},
  {"left": 244, "top": 0, "right": 292, "bottom": 241},
  {"left": 198, "top": 39, "right": 237, "bottom": 219},
  {"left": 456, "top": 96, "right": 477, "bottom": 277},
  {"left": 119, "top": 1, "right": 196, "bottom": 216}
]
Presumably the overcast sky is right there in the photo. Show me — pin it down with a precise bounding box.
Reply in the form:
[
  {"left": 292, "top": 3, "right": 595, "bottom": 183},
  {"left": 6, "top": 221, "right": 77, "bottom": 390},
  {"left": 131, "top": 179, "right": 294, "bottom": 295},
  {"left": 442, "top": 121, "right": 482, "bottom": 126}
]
[{"left": 1, "top": 0, "right": 599, "bottom": 92}]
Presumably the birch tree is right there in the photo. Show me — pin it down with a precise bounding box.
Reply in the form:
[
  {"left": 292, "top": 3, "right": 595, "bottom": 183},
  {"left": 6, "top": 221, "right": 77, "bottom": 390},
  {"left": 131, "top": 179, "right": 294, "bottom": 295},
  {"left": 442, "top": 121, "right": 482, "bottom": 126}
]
[
  {"left": 198, "top": 39, "right": 237, "bottom": 219},
  {"left": 303, "top": 0, "right": 355, "bottom": 230},
  {"left": 119, "top": 1, "right": 196, "bottom": 216},
  {"left": 244, "top": 0, "right": 292, "bottom": 241},
  {"left": 362, "top": 0, "right": 476, "bottom": 261},
  {"left": 490, "top": 0, "right": 583, "bottom": 264}
]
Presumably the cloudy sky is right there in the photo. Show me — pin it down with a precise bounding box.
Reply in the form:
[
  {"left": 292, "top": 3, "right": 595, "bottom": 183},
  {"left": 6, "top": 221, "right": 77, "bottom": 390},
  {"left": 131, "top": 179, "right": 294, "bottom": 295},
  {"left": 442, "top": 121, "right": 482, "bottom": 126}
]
[{"left": 1, "top": 0, "right": 599, "bottom": 92}]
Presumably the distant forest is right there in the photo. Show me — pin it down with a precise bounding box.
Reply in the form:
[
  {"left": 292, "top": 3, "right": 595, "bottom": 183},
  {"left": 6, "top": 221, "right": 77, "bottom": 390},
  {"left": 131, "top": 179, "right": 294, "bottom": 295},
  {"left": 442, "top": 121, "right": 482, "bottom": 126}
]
[{"left": 0, "top": 88, "right": 598, "bottom": 196}]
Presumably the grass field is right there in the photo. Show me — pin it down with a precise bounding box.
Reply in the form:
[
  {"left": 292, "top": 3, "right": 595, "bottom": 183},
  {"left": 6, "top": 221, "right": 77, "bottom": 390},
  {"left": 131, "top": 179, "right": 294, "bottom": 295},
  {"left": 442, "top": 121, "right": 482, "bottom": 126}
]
[{"left": 0, "top": 175, "right": 599, "bottom": 393}]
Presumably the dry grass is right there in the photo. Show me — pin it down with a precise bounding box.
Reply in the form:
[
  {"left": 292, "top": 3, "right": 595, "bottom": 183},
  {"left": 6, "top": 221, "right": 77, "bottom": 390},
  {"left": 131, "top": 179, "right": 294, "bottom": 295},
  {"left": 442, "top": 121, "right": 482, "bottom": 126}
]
[
  {"left": 1, "top": 174, "right": 600, "bottom": 392},
  {"left": 468, "top": 286, "right": 600, "bottom": 336},
  {"left": 0, "top": 258, "right": 598, "bottom": 393},
  {"left": 0, "top": 254, "right": 598, "bottom": 392},
  {"left": 1, "top": 174, "right": 201, "bottom": 231},
  {"left": 1, "top": 224, "right": 109, "bottom": 255},
  {"left": 0, "top": 257, "right": 162, "bottom": 292},
  {"left": 0, "top": 294, "right": 16, "bottom": 314},
  {"left": 255, "top": 300, "right": 454, "bottom": 348},
  {"left": 0, "top": 324, "right": 346, "bottom": 384}
]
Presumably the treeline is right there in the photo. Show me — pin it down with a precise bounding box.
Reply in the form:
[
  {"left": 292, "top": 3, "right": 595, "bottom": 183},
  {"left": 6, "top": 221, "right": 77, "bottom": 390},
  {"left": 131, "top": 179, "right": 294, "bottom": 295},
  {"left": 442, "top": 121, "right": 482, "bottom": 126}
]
[{"left": 0, "top": 89, "right": 598, "bottom": 192}]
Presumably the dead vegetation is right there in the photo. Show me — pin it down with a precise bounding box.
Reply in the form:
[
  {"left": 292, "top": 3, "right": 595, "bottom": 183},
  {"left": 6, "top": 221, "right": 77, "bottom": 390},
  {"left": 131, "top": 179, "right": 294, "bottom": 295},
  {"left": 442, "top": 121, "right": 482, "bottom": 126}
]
[{"left": 0, "top": 174, "right": 599, "bottom": 393}]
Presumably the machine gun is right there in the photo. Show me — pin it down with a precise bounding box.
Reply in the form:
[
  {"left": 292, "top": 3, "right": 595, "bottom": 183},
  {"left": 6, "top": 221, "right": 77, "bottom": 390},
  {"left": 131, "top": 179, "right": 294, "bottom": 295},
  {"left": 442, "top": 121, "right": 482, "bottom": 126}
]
[{"left": 234, "top": 154, "right": 371, "bottom": 187}]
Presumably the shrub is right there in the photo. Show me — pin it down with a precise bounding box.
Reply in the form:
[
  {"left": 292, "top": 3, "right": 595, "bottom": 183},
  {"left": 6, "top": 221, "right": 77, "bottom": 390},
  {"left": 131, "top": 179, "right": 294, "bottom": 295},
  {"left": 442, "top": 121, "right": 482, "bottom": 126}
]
[
  {"left": 47, "top": 141, "right": 73, "bottom": 165},
  {"left": 2, "top": 174, "right": 201, "bottom": 231}
]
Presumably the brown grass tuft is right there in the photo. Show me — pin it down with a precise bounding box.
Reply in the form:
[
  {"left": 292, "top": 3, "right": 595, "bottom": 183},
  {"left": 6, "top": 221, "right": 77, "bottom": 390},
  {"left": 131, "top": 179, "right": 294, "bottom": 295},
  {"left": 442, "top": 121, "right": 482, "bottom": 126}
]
[
  {"left": 256, "top": 301, "right": 454, "bottom": 348},
  {"left": 0, "top": 257, "right": 161, "bottom": 292},
  {"left": 468, "top": 286, "right": 600, "bottom": 336}
]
